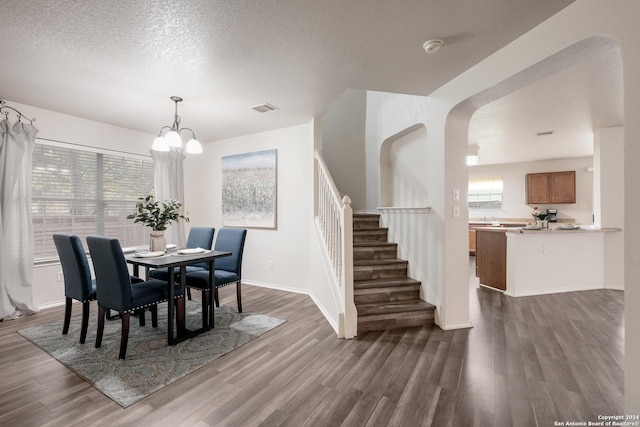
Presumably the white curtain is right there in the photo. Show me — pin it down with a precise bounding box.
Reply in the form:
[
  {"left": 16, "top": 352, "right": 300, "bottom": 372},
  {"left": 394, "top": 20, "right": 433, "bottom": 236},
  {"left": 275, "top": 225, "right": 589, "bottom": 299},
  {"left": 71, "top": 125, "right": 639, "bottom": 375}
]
[
  {"left": 151, "top": 150, "right": 186, "bottom": 247},
  {"left": 0, "top": 119, "right": 38, "bottom": 320}
]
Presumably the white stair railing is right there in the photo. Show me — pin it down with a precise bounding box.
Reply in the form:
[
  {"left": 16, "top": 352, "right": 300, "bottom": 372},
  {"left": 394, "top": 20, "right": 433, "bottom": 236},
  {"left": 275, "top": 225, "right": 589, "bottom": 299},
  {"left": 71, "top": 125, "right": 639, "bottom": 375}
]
[{"left": 314, "top": 150, "right": 357, "bottom": 338}]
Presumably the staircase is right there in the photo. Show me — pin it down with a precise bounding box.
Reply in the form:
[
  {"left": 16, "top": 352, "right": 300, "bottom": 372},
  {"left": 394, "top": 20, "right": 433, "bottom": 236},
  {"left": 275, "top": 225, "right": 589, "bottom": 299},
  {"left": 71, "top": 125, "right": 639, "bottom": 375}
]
[{"left": 353, "top": 213, "right": 435, "bottom": 332}]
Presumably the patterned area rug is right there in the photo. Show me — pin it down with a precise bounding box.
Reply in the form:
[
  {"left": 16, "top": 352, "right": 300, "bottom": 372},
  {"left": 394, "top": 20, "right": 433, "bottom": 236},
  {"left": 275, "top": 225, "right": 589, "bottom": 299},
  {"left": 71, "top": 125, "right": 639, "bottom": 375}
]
[{"left": 18, "top": 301, "right": 285, "bottom": 408}]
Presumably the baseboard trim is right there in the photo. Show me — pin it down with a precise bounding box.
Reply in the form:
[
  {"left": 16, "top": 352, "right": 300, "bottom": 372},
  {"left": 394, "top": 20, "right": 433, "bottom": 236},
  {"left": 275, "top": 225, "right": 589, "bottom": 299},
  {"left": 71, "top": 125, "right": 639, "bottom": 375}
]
[
  {"left": 37, "top": 300, "right": 65, "bottom": 310},
  {"left": 243, "top": 280, "right": 310, "bottom": 295},
  {"left": 307, "top": 292, "right": 340, "bottom": 336},
  {"left": 438, "top": 321, "right": 474, "bottom": 330},
  {"left": 505, "top": 284, "right": 604, "bottom": 298}
]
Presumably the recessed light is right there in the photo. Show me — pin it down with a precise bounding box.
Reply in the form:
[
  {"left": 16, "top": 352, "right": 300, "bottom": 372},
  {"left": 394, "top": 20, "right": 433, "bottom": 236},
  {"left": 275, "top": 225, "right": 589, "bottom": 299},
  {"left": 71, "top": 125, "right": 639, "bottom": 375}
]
[{"left": 423, "top": 39, "right": 443, "bottom": 54}]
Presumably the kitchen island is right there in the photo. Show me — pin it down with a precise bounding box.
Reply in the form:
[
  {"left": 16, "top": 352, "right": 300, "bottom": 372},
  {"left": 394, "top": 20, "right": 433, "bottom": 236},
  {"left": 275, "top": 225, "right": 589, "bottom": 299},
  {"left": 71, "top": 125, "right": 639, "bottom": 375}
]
[{"left": 474, "top": 226, "right": 621, "bottom": 296}]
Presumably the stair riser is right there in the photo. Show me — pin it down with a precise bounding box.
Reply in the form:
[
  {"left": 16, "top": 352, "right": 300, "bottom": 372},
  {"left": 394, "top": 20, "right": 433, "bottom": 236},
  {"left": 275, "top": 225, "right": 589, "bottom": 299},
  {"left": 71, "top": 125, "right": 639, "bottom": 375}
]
[
  {"left": 354, "top": 288, "right": 420, "bottom": 304},
  {"left": 354, "top": 266, "right": 407, "bottom": 281},
  {"left": 354, "top": 247, "right": 397, "bottom": 261},
  {"left": 357, "top": 310, "right": 435, "bottom": 332},
  {"left": 353, "top": 220, "right": 380, "bottom": 230},
  {"left": 354, "top": 232, "right": 388, "bottom": 243}
]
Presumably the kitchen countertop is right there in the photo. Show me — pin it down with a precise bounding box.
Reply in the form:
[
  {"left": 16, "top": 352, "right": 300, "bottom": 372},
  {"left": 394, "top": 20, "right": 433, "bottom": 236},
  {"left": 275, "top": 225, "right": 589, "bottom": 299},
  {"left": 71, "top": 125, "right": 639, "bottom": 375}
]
[
  {"left": 513, "top": 226, "right": 621, "bottom": 234},
  {"left": 473, "top": 225, "right": 621, "bottom": 233},
  {"left": 469, "top": 220, "right": 529, "bottom": 226}
]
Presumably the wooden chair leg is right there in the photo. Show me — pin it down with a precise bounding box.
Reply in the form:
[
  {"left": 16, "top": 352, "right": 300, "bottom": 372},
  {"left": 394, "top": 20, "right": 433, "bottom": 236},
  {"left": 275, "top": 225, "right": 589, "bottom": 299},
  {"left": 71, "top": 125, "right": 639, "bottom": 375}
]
[
  {"left": 151, "top": 305, "right": 158, "bottom": 328},
  {"left": 79, "top": 301, "right": 91, "bottom": 344},
  {"left": 214, "top": 288, "right": 220, "bottom": 307},
  {"left": 96, "top": 306, "right": 106, "bottom": 348},
  {"left": 63, "top": 297, "right": 72, "bottom": 335},
  {"left": 138, "top": 308, "right": 146, "bottom": 327},
  {"left": 119, "top": 312, "right": 131, "bottom": 359},
  {"left": 187, "top": 287, "right": 192, "bottom": 300},
  {"left": 236, "top": 282, "right": 242, "bottom": 313}
]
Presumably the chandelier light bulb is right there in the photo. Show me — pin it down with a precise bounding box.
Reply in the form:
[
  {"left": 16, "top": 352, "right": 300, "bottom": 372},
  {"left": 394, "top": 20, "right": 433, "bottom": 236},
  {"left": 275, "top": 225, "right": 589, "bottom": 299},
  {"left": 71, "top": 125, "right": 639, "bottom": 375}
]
[
  {"left": 165, "top": 130, "right": 182, "bottom": 148},
  {"left": 152, "top": 135, "right": 170, "bottom": 152},
  {"left": 185, "top": 137, "right": 203, "bottom": 154}
]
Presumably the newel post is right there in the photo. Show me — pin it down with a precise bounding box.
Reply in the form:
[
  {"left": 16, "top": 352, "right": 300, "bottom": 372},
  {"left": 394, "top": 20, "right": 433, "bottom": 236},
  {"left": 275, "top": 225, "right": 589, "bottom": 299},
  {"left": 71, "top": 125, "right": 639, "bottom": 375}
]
[{"left": 341, "top": 195, "right": 357, "bottom": 338}]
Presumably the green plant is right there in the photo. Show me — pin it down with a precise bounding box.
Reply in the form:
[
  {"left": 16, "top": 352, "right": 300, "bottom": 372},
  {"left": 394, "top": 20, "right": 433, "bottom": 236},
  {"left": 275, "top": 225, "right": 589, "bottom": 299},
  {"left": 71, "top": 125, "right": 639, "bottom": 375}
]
[
  {"left": 531, "top": 206, "right": 548, "bottom": 221},
  {"left": 127, "top": 195, "right": 189, "bottom": 231}
]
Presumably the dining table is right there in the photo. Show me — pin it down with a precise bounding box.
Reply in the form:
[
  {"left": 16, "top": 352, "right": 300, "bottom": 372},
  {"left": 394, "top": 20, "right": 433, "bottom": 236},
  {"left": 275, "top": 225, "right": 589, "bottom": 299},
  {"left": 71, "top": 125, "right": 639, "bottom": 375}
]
[{"left": 125, "top": 248, "right": 231, "bottom": 345}]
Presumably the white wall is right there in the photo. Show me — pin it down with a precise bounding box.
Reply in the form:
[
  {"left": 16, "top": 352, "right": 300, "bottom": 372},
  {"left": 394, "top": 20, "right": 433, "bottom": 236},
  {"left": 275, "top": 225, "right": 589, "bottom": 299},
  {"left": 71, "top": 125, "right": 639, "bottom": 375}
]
[
  {"left": 322, "top": 90, "right": 367, "bottom": 211},
  {"left": 6, "top": 100, "right": 156, "bottom": 309},
  {"left": 595, "top": 126, "right": 624, "bottom": 290},
  {"left": 389, "top": 126, "right": 430, "bottom": 207},
  {"left": 469, "top": 156, "right": 594, "bottom": 224},
  {"left": 183, "top": 123, "right": 314, "bottom": 294}
]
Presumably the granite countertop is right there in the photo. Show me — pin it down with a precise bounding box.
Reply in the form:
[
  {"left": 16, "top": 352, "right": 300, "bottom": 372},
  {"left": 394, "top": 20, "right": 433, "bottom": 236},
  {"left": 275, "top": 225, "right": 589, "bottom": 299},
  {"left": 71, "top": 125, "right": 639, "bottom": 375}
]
[
  {"left": 469, "top": 220, "right": 529, "bottom": 226},
  {"left": 472, "top": 224, "right": 622, "bottom": 234},
  {"left": 512, "top": 226, "right": 622, "bottom": 234}
]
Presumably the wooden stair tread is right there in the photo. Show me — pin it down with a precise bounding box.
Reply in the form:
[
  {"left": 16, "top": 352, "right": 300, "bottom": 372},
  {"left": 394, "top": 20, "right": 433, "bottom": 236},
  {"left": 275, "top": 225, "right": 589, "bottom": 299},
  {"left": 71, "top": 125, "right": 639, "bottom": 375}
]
[
  {"left": 353, "top": 213, "right": 380, "bottom": 218},
  {"left": 353, "top": 241, "right": 396, "bottom": 248},
  {"left": 354, "top": 258, "right": 407, "bottom": 267},
  {"left": 354, "top": 230, "right": 388, "bottom": 236},
  {"left": 356, "top": 300, "right": 435, "bottom": 316},
  {"left": 354, "top": 277, "right": 421, "bottom": 289}
]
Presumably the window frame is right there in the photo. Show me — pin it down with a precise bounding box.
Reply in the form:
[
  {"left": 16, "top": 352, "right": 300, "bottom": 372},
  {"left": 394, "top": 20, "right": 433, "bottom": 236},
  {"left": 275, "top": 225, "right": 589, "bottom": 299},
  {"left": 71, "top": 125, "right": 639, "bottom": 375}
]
[
  {"left": 468, "top": 177, "right": 504, "bottom": 212},
  {"left": 32, "top": 139, "right": 154, "bottom": 262}
]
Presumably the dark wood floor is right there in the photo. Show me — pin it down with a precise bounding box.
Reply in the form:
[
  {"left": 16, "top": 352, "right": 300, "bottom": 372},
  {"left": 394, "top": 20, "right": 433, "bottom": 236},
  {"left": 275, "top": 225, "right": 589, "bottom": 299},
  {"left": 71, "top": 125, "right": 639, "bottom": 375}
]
[{"left": 0, "top": 263, "right": 624, "bottom": 426}]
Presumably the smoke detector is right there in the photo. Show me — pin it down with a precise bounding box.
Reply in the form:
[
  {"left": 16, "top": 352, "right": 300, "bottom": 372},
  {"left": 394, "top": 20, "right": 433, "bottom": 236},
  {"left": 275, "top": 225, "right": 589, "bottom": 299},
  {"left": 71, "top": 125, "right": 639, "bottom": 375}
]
[{"left": 423, "top": 39, "right": 443, "bottom": 54}]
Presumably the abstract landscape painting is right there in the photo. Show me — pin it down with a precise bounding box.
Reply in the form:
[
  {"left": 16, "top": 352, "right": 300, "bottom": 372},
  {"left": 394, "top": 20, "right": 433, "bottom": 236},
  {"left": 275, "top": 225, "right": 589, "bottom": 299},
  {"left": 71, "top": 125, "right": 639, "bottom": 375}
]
[{"left": 222, "top": 149, "right": 277, "bottom": 228}]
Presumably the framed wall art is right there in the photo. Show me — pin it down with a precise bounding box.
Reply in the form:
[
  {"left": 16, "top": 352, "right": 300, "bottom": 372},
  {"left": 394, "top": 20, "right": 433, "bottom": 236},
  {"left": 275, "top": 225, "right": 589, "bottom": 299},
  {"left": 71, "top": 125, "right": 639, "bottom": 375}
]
[{"left": 221, "top": 149, "right": 277, "bottom": 228}]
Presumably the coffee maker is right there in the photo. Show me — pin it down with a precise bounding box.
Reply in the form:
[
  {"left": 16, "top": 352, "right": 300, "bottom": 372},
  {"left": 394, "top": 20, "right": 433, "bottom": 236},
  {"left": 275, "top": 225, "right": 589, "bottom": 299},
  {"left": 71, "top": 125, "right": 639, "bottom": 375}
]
[{"left": 547, "top": 209, "right": 558, "bottom": 222}]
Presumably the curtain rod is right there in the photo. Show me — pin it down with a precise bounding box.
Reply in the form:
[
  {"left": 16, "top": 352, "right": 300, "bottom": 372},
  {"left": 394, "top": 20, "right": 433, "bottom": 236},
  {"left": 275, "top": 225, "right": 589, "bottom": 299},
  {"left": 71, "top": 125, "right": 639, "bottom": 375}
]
[{"left": 0, "top": 99, "right": 36, "bottom": 124}]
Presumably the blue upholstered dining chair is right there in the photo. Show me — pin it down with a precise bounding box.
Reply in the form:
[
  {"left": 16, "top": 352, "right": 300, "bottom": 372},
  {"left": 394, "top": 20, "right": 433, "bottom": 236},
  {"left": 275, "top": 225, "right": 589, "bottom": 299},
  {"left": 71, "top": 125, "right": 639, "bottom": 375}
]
[
  {"left": 86, "top": 235, "right": 174, "bottom": 359},
  {"left": 53, "top": 234, "right": 96, "bottom": 344},
  {"left": 149, "top": 227, "right": 215, "bottom": 281},
  {"left": 185, "top": 228, "right": 247, "bottom": 314}
]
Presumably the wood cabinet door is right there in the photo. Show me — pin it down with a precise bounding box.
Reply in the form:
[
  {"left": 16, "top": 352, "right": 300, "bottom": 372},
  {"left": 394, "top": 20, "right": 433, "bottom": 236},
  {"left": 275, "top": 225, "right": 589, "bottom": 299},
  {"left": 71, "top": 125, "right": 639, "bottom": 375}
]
[
  {"left": 475, "top": 230, "right": 506, "bottom": 291},
  {"left": 469, "top": 229, "right": 476, "bottom": 255},
  {"left": 550, "top": 171, "right": 576, "bottom": 203},
  {"left": 526, "top": 173, "right": 550, "bottom": 204}
]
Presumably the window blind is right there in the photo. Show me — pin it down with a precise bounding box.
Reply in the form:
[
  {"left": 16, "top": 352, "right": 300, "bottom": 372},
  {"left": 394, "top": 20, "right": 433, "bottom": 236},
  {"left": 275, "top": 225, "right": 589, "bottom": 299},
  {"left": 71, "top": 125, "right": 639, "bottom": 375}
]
[
  {"left": 32, "top": 142, "right": 154, "bottom": 260},
  {"left": 468, "top": 177, "right": 504, "bottom": 211}
]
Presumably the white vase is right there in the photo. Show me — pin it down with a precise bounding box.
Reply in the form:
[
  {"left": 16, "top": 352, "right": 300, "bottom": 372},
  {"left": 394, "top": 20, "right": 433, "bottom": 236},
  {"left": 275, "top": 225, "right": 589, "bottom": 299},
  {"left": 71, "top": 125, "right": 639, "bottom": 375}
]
[{"left": 149, "top": 231, "right": 166, "bottom": 252}]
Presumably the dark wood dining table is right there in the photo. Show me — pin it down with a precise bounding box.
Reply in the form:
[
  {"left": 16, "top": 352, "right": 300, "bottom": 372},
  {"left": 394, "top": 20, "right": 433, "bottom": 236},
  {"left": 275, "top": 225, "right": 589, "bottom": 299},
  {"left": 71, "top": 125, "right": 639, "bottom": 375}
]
[{"left": 125, "top": 249, "right": 231, "bottom": 345}]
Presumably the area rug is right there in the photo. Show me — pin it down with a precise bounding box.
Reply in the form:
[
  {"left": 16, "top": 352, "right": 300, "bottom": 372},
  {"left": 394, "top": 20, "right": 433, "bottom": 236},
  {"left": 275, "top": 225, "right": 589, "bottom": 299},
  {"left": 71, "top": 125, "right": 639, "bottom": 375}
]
[{"left": 18, "top": 301, "right": 285, "bottom": 408}]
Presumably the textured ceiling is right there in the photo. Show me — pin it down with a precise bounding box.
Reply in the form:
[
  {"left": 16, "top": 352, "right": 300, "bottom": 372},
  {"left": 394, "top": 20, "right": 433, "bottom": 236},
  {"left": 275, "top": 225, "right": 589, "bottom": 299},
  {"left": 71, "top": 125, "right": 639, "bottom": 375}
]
[
  {"left": 469, "top": 43, "right": 623, "bottom": 165},
  {"left": 0, "top": 0, "right": 603, "bottom": 163}
]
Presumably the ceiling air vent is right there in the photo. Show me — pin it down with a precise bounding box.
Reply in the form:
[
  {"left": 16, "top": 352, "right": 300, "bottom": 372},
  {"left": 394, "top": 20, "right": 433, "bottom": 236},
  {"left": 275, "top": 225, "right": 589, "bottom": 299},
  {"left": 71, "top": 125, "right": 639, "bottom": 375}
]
[{"left": 251, "top": 103, "right": 279, "bottom": 113}]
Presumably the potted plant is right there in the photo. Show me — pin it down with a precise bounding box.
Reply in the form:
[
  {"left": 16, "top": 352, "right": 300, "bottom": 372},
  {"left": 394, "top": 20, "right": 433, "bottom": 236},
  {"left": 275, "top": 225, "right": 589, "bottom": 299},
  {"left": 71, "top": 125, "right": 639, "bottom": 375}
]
[
  {"left": 127, "top": 195, "right": 189, "bottom": 251},
  {"left": 531, "top": 206, "right": 548, "bottom": 228}
]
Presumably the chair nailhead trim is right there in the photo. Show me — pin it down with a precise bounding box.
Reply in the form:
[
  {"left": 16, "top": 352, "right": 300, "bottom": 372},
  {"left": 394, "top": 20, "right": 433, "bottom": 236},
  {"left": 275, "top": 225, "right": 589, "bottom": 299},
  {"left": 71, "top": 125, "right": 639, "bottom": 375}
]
[{"left": 104, "top": 294, "right": 184, "bottom": 314}]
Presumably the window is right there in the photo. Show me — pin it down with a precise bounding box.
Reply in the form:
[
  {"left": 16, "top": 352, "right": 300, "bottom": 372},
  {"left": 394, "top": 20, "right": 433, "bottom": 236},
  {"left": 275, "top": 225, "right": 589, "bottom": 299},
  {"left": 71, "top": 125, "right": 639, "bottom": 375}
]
[
  {"left": 32, "top": 141, "right": 154, "bottom": 260},
  {"left": 468, "top": 177, "right": 503, "bottom": 211}
]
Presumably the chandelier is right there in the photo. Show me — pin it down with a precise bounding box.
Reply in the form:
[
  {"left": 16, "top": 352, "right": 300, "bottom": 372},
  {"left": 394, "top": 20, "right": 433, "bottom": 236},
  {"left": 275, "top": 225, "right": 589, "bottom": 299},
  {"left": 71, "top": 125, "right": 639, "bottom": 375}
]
[{"left": 151, "top": 96, "right": 202, "bottom": 154}]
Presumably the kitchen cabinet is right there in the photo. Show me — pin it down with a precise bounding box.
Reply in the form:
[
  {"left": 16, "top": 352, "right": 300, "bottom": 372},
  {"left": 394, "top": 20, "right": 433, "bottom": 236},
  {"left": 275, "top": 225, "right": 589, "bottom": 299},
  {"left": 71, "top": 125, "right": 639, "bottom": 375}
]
[
  {"left": 475, "top": 228, "right": 507, "bottom": 291},
  {"left": 469, "top": 229, "right": 476, "bottom": 255},
  {"left": 526, "top": 171, "right": 576, "bottom": 204}
]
